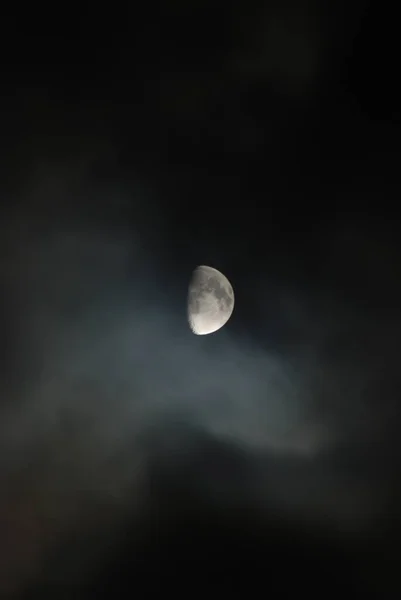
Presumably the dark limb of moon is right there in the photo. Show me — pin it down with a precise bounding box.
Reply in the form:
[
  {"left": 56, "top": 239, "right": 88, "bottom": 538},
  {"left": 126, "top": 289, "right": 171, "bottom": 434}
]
[{"left": 187, "top": 265, "right": 235, "bottom": 335}]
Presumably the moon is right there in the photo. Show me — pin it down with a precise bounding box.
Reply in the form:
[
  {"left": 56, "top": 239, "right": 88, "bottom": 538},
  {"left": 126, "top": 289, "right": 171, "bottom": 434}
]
[{"left": 187, "top": 265, "right": 235, "bottom": 335}]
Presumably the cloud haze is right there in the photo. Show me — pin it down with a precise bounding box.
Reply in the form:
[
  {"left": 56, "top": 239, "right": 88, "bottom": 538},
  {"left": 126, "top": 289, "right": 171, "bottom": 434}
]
[{"left": 0, "top": 163, "right": 400, "bottom": 594}]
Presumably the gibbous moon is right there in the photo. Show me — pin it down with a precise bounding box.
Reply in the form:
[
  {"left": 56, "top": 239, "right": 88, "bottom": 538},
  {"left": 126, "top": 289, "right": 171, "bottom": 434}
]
[{"left": 187, "top": 265, "right": 235, "bottom": 335}]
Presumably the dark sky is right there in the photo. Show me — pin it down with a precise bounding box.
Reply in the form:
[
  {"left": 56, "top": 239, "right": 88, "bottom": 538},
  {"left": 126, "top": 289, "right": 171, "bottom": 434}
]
[{"left": 1, "top": 1, "right": 401, "bottom": 598}]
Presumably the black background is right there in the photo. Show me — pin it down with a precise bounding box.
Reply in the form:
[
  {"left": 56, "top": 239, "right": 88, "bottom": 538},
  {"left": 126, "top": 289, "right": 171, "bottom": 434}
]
[{"left": 1, "top": 1, "right": 401, "bottom": 597}]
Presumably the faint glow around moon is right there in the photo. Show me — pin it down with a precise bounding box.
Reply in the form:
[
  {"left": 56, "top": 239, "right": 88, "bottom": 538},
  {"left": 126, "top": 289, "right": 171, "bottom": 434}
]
[{"left": 187, "top": 265, "right": 235, "bottom": 335}]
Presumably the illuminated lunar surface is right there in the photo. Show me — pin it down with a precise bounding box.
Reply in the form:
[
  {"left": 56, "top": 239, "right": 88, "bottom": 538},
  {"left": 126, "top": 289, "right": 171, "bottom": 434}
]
[{"left": 187, "top": 265, "right": 235, "bottom": 335}]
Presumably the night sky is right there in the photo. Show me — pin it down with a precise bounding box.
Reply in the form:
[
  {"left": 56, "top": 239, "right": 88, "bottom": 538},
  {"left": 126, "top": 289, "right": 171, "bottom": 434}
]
[{"left": 1, "top": 2, "right": 401, "bottom": 597}]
